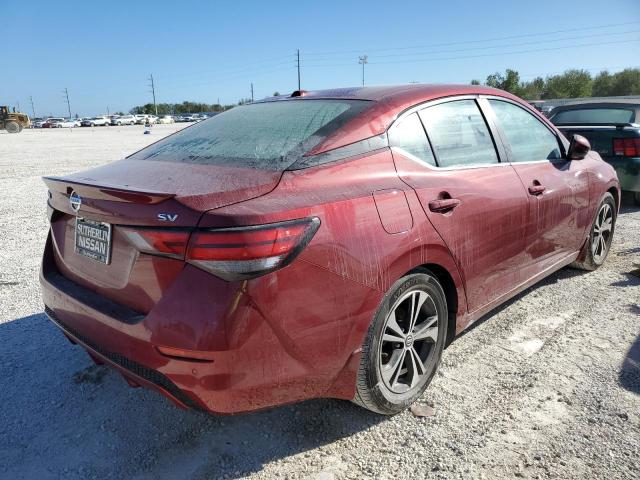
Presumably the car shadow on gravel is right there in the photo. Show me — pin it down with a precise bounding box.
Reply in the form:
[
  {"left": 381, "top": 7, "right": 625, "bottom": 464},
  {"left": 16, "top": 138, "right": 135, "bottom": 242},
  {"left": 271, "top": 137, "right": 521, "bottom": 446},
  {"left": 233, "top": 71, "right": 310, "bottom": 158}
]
[
  {"left": 619, "top": 321, "right": 640, "bottom": 395},
  {"left": 454, "top": 266, "right": 585, "bottom": 341},
  {"left": 0, "top": 312, "right": 384, "bottom": 480}
]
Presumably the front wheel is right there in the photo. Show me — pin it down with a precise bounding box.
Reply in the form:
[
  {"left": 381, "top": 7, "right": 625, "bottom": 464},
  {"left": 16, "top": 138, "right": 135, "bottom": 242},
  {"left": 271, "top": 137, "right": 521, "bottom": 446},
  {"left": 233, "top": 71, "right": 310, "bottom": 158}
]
[
  {"left": 571, "top": 192, "right": 616, "bottom": 271},
  {"left": 5, "top": 121, "right": 20, "bottom": 133},
  {"left": 353, "top": 271, "right": 447, "bottom": 415}
]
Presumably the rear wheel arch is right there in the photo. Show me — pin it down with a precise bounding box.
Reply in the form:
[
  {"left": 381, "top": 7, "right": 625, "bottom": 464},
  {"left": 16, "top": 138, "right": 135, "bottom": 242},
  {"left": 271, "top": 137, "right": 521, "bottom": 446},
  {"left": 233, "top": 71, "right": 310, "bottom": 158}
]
[{"left": 407, "top": 263, "right": 459, "bottom": 346}]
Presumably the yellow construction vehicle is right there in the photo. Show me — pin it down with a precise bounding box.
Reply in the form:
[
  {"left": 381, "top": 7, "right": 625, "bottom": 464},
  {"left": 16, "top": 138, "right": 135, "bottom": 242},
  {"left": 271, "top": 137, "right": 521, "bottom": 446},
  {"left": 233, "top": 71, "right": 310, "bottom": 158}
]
[{"left": 0, "top": 106, "right": 30, "bottom": 133}]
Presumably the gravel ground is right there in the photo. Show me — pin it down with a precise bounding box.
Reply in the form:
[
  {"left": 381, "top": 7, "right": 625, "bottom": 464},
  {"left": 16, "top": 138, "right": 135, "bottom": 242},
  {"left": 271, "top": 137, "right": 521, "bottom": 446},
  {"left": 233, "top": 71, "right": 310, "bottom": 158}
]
[{"left": 0, "top": 126, "right": 638, "bottom": 480}]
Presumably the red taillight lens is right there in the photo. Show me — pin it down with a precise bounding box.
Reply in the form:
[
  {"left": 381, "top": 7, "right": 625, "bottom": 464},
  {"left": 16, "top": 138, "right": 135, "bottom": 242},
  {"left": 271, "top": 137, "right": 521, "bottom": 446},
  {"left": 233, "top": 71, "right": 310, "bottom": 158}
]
[
  {"left": 120, "top": 228, "right": 190, "bottom": 258},
  {"left": 613, "top": 138, "right": 640, "bottom": 157},
  {"left": 187, "top": 217, "right": 320, "bottom": 280}
]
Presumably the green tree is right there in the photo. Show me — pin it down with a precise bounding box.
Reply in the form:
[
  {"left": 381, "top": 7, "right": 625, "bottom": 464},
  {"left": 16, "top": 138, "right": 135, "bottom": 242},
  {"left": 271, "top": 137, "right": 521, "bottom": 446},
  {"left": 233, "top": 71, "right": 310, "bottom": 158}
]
[
  {"left": 520, "top": 77, "right": 545, "bottom": 100},
  {"left": 592, "top": 71, "right": 613, "bottom": 96},
  {"left": 470, "top": 79, "right": 481, "bottom": 85},
  {"left": 542, "top": 69, "right": 592, "bottom": 99},
  {"left": 485, "top": 69, "right": 522, "bottom": 95},
  {"left": 609, "top": 68, "right": 640, "bottom": 96}
]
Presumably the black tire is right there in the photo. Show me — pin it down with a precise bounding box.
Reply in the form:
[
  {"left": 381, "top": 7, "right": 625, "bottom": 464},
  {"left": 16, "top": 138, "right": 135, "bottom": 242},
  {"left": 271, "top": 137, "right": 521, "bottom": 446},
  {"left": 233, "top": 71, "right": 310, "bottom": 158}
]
[
  {"left": 634, "top": 192, "right": 640, "bottom": 206},
  {"left": 570, "top": 192, "right": 616, "bottom": 271},
  {"left": 5, "top": 121, "right": 20, "bottom": 133},
  {"left": 353, "top": 270, "right": 447, "bottom": 415}
]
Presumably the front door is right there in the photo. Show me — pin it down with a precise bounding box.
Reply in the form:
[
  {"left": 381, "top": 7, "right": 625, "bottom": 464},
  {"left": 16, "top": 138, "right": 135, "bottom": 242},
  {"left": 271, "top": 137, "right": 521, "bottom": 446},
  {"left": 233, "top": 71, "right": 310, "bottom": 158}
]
[
  {"left": 389, "top": 98, "right": 530, "bottom": 314},
  {"left": 485, "top": 98, "right": 591, "bottom": 272}
]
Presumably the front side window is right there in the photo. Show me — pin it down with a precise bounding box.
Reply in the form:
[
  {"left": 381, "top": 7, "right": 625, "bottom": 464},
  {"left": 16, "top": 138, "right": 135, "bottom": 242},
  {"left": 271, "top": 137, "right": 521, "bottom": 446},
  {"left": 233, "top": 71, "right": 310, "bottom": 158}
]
[
  {"left": 489, "top": 100, "right": 561, "bottom": 162},
  {"left": 388, "top": 112, "right": 436, "bottom": 166},
  {"left": 129, "top": 99, "right": 371, "bottom": 170},
  {"left": 419, "top": 100, "right": 498, "bottom": 167}
]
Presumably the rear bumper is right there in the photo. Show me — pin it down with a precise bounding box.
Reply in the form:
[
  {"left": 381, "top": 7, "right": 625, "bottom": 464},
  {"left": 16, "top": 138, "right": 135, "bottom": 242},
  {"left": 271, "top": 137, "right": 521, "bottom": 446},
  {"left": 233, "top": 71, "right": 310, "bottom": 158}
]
[
  {"left": 44, "top": 306, "right": 203, "bottom": 411},
  {"left": 603, "top": 156, "right": 640, "bottom": 192},
  {"left": 40, "top": 229, "right": 376, "bottom": 413}
]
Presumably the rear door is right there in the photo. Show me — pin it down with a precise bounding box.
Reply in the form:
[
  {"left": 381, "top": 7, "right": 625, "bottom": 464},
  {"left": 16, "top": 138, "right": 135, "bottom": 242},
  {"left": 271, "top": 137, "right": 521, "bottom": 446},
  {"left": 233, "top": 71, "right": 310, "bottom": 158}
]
[
  {"left": 390, "top": 97, "right": 529, "bottom": 313},
  {"left": 484, "top": 98, "right": 591, "bottom": 272}
]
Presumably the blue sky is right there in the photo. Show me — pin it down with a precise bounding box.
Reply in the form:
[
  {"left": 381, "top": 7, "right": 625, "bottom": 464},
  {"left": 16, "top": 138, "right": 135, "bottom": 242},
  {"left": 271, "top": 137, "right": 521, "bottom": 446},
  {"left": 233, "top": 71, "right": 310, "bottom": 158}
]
[{"left": 2, "top": 0, "right": 639, "bottom": 116}]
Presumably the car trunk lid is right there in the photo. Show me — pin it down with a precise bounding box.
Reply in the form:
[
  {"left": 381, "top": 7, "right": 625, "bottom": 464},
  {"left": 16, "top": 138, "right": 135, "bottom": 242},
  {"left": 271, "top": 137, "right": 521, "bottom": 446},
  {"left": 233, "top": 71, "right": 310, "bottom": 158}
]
[{"left": 43, "top": 158, "right": 282, "bottom": 312}]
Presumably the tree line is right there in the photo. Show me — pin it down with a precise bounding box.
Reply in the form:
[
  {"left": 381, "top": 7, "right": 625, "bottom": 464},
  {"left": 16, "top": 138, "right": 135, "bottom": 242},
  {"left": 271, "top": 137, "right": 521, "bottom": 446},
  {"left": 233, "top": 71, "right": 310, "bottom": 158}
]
[
  {"left": 471, "top": 68, "right": 640, "bottom": 100},
  {"left": 129, "top": 101, "right": 235, "bottom": 115},
  {"left": 129, "top": 91, "right": 287, "bottom": 115}
]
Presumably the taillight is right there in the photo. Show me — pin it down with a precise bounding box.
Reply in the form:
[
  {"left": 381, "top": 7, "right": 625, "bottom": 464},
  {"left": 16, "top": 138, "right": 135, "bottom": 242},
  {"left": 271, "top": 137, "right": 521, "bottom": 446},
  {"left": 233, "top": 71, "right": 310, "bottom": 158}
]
[
  {"left": 613, "top": 138, "right": 640, "bottom": 157},
  {"left": 120, "top": 218, "right": 320, "bottom": 280},
  {"left": 120, "top": 228, "right": 190, "bottom": 259},
  {"left": 186, "top": 217, "right": 320, "bottom": 281}
]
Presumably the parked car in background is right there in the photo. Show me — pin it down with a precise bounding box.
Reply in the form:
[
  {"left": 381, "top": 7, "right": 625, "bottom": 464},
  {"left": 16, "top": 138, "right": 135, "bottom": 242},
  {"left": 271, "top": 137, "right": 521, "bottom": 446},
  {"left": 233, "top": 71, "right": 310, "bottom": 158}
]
[
  {"left": 134, "top": 114, "right": 148, "bottom": 125},
  {"left": 111, "top": 115, "right": 136, "bottom": 126},
  {"left": 56, "top": 118, "right": 80, "bottom": 128},
  {"left": 550, "top": 101, "right": 640, "bottom": 204},
  {"left": 157, "top": 115, "right": 175, "bottom": 124},
  {"left": 42, "top": 118, "right": 65, "bottom": 128},
  {"left": 41, "top": 85, "right": 619, "bottom": 415},
  {"left": 81, "top": 116, "right": 110, "bottom": 127}
]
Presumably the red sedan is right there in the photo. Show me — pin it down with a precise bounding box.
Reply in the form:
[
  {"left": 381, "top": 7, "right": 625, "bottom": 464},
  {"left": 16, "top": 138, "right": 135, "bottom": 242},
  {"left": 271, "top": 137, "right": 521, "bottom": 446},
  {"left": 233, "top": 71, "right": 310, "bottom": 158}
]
[{"left": 41, "top": 85, "right": 619, "bottom": 415}]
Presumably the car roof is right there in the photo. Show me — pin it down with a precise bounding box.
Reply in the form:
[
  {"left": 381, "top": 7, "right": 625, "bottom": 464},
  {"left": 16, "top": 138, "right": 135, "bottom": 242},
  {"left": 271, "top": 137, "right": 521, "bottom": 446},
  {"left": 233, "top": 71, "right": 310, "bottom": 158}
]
[{"left": 260, "top": 84, "right": 535, "bottom": 155}]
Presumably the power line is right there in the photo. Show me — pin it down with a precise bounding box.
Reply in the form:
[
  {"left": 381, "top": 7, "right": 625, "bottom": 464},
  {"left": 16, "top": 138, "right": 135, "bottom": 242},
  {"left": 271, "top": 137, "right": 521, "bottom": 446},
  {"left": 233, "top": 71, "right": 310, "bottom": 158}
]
[
  {"left": 303, "top": 20, "right": 640, "bottom": 57},
  {"left": 301, "top": 29, "right": 640, "bottom": 65},
  {"left": 368, "top": 38, "right": 640, "bottom": 66},
  {"left": 298, "top": 37, "right": 640, "bottom": 70}
]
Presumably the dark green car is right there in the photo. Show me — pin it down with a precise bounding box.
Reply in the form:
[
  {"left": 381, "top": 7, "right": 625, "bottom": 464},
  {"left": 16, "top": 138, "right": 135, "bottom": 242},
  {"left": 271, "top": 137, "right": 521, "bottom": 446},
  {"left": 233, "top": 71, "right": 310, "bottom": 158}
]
[{"left": 550, "top": 101, "right": 640, "bottom": 205}]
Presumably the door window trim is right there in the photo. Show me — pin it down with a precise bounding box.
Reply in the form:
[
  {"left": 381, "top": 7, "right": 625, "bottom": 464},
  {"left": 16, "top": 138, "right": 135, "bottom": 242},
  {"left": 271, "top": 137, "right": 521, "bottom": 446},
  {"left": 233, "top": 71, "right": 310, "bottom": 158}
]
[{"left": 387, "top": 95, "right": 509, "bottom": 171}]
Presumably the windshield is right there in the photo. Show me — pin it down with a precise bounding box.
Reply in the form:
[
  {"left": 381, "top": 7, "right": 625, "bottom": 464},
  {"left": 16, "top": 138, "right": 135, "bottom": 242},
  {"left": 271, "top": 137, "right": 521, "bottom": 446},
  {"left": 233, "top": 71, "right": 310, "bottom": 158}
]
[
  {"left": 129, "top": 99, "right": 371, "bottom": 169},
  {"left": 552, "top": 108, "right": 635, "bottom": 124}
]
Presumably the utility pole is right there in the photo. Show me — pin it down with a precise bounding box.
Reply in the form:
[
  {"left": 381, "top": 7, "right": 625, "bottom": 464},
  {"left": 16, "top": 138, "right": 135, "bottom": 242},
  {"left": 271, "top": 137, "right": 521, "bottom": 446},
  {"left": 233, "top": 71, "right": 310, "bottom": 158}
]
[
  {"left": 250, "top": 83, "right": 254, "bottom": 102},
  {"left": 358, "top": 55, "right": 368, "bottom": 86},
  {"left": 16, "top": 101, "right": 20, "bottom": 112},
  {"left": 148, "top": 74, "right": 158, "bottom": 115},
  {"left": 29, "top": 96, "right": 36, "bottom": 118},
  {"left": 296, "top": 49, "right": 301, "bottom": 90},
  {"left": 63, "top": 88, "right": 72, "bottom": 119}
]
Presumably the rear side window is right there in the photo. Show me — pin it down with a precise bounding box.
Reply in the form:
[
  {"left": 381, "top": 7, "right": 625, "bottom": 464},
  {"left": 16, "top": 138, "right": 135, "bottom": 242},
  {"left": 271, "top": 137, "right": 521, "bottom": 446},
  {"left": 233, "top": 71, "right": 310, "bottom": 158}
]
[
  {"left": 419, "top": 100, "right": 498, "bottom": 167},
  {"left": 489, "top": 100, "right": 561, "bottom": 162},
  {"left": 551, "top": 108, "right": 635, "bottom": 124},
  {"left": 388, "top": 112, "right": 436, "bottom": 166},
  {"left": 129, "top": 100, "right": 371, "bottom": 170}
]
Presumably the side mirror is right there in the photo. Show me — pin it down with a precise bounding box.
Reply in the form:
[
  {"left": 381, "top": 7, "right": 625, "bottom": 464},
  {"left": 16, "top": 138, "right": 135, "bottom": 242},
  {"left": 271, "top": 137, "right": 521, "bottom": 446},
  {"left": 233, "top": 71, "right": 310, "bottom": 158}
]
[{"left": 568, "top": 134, "right": 591, "bottom": 160}]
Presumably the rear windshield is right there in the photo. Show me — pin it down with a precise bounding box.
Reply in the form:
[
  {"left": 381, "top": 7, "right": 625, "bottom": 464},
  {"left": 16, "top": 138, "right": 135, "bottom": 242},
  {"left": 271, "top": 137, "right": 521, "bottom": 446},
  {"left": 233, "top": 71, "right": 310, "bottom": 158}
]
[
  {"left": 551, "top": 108, "right": 635, "bottom": 125},
  {"left": 129, "top": 99, "right": 371, "bottom": 169}
]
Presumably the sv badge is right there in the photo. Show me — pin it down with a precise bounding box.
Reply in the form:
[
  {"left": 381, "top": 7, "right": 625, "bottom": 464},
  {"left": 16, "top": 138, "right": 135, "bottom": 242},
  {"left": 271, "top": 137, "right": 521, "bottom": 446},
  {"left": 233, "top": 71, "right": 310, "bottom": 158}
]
[{"left": 157, "top": 213, "right": 178, "bottom": 222}]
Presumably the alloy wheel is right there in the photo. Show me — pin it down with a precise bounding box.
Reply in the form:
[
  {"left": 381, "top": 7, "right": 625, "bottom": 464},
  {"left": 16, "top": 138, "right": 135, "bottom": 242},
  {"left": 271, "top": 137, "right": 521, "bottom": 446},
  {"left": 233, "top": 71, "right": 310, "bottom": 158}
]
[
  {"left": 379, "top": 289, "right": 439, "bottom": 394},
  {"left": 591, "top": 202, "right": 613, "bottom": 263}
]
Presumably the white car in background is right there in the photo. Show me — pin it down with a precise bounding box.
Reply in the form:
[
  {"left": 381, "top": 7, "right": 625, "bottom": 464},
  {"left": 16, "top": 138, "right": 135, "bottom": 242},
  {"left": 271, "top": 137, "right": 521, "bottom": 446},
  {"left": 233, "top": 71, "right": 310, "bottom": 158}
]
[
  {"left": 111, "top": 114, "right": 136, "bottom": 126},
  {"left": 56, "top": 118, "right": 80, "bottom": 128},
  {"left": 156, "top": 115, "right": 175, "bottom": 124},
  {"left": 81, "top": 116, "right": 110, "bottom": 127}
]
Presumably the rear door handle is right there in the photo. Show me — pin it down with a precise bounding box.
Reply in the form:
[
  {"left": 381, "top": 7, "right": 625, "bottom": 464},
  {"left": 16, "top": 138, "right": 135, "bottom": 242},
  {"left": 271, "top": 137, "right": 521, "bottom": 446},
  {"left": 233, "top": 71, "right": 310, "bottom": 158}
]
[
  {"left": 528, "top": 184, "right": 546, "bottom": 196},
  {"left": 428, "top": 198, "right": 461, "bottom": 213}
]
